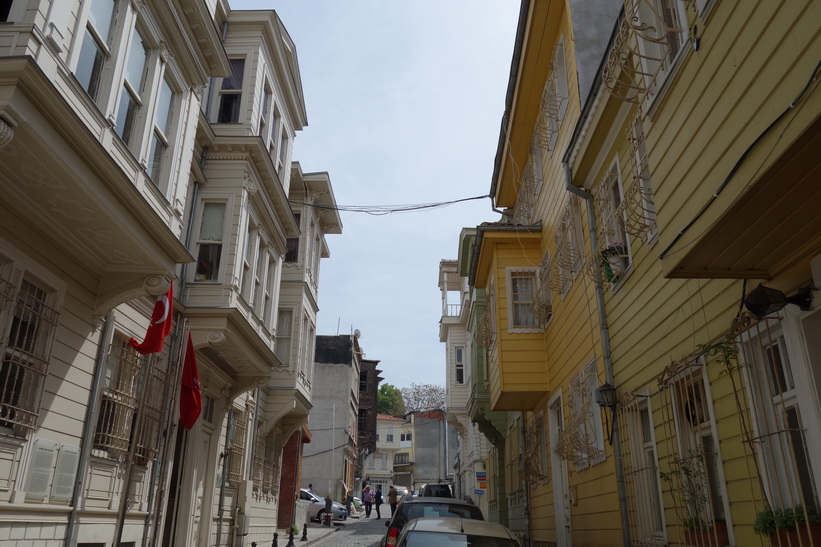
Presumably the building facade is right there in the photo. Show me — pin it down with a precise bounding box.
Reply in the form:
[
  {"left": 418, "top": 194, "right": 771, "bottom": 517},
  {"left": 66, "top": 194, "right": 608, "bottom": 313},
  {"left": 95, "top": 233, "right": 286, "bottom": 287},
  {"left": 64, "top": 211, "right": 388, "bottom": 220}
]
[
  {"left": 363, "top": 414, "right": 404, "bottom": 493},
  {"left": 448, "top": 0, "right": 821, "bottom": 546},
  {"left": 0, "top": 1, "right": 340, "bottom": 546},
  {"left": 356, "top": 358, "right": 383, "bottom": 481},
  {"left": 302, "top": 334, "right": 363, "bottom": 502}
]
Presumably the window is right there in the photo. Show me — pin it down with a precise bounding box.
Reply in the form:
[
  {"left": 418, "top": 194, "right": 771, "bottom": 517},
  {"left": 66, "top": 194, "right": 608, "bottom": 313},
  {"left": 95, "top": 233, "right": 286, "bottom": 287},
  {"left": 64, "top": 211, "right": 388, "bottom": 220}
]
[
  {"left": 595, "top": 162, "right": 631, "bottom": 285},
  {"left": 275, "top": 310, "right": 293, "bottom": 366},
  {"left": 114, "top": 27, "right": 149, "bottom": 148},
  {"left": 455, "top": 347, "right": 464, "bottom": 385},
  {"left": 668, "top": 370, "right": 726, "bottom": 527},
  {"left": 506, "top": 268, "right": 539, "bottom": 332},
  {"left": 358, "top": 409, "right": 367, "bottom": 432},
  {"left": 263, "top": 254, "right": 277, "bottom": 327},
  {"left": 285, "top": 214, "right": 300, "bottom": 263},
  {"left": 94, "top": 336, "right": 143, "bottom": 453},
  {"left": 535, "top": 36, "right": 569, "bottom": 151},
  {"left": 227, "top": 408, "right": 247, "bottom": 484},
  {"left": 218, "top": 58, "right": 245, "bottom": 123},
  {"left": 360, "top": 371, "right": 368, "bottom": 391},
  {"left": 619, "top": 395, "right": 665, "bottom": 543},
  {"left": 262, "top": 431, "right": 279, "bottom": 494},
  {"left": 0, "top": 275, "right": 60, "bottom": 437},
  {"left": 259, "top": 85, "right": 272, "bottom": 137},
  {"left": 566, "top": 360, "right": 605, "bottom": 470},
  {"left": 555, "top": 197, "right": 585, "bottom": 295},
  {"left": 75, "top": 0, "right": 116, "bottom": 101},
  {"left": 394, "top": 453, "right": 409, "bottom": 464},
  {"left": 400, "top": 433, "right": 412, "bottom": 442},
  {"left": 147, "top": 77, "right": 175, "bottom": 186},
  {"left": 524, "top": 412, "right": 547, "bottom": 484},
  {"left": 195, "top": 202, "right": 225, "bottom": 281},
  {"left": 240, "top": 222, "right": 258, "bottom": 301},
  {"left": 741, "top": 319, "right": 819, "bottom": 515},
  {"left": 631, "top": 0, "right": 688, "bottom": 98},
  {"left": 253, "top": 419, "right": 265, "bottom": 491},
  {"left": 277, "top": 129, "right": 289, "bottom": 172}
]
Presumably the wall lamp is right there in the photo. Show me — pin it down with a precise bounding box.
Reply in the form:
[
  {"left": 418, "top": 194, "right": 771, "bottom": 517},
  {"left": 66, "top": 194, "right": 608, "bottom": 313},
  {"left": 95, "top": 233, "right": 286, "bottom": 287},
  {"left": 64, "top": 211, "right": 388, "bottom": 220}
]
[
  {"left": 595, "top": 383, "right": 617, "bottom": 445},
  {"left": 743, "top": 284, "right": 813, "bottom": 320}
]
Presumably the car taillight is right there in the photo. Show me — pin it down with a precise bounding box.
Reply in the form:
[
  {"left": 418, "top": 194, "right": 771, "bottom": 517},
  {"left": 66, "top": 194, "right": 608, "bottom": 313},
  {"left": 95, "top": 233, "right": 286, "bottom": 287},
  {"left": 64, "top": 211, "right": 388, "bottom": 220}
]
[{"left": 386, "top": 526, "right": 399, "bottom": 546}]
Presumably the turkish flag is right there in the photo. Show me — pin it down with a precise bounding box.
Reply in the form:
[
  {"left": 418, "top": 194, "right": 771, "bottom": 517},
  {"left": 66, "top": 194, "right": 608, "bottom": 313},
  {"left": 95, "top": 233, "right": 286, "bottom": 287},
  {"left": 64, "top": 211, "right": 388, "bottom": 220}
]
[
  {"left": 179, "top": 332, "right": 202, "bottom": 429},
  {"left": 129, "top": 282, "right": 173, "bottom": 354}
]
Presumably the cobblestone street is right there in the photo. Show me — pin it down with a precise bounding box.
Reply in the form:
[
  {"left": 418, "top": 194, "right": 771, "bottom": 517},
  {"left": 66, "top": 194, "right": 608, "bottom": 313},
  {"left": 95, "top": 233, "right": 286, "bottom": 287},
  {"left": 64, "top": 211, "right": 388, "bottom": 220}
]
[{"left": 307, "top": 514, "right": 390, "bottom": 547}]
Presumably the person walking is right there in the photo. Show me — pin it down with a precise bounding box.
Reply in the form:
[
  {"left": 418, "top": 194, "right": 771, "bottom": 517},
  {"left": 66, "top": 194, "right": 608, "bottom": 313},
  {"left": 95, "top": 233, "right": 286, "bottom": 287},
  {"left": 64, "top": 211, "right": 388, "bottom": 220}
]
[
  {"left": 374, "top": 484, "right": 384, "bottom": 519},
  {"left": 388, "top": 485, "right": 398, "bottom": 517},
  {"left": 362, "top": 486, "right": 373, "bottom": 518}
]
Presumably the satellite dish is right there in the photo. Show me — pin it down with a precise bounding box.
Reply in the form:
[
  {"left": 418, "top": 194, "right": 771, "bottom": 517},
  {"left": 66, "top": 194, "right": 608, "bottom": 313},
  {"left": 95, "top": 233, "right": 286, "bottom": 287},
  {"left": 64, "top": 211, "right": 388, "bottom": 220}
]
[{"left": 353, "top": 329, "right": 362, "bottom": 339}]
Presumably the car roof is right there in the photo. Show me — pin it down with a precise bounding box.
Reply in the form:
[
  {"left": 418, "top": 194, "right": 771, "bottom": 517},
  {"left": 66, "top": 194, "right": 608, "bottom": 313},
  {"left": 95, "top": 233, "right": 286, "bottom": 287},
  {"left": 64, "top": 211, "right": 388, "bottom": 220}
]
[
  {"left": 403, "top": 517, "right": 517, "bottom": 539},
  {"left": 401, "top": 496, "right": 470, "bottom": 505}
]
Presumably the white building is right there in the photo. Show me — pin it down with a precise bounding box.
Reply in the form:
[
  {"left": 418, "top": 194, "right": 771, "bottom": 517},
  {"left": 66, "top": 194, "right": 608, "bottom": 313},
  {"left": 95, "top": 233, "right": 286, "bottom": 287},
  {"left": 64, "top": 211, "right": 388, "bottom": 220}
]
[
  {"left": 363, "top": 414, "right": 405, "bottom": 493},
  {"left": 439, "top": 257, "right": 490, "bottom": 515},
  {"left": 0, "top": 1, "right": 339, "bottom": 545}
]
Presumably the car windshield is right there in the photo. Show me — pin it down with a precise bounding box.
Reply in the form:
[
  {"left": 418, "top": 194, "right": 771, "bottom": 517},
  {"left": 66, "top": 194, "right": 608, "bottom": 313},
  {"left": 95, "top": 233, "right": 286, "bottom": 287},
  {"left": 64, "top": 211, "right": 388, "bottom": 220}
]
[
  {"left": 403, "top": 532, "right": 517, "bottom": 547},
  {"left": 395, "top": 503, "right": 483, "bottom": 530}
]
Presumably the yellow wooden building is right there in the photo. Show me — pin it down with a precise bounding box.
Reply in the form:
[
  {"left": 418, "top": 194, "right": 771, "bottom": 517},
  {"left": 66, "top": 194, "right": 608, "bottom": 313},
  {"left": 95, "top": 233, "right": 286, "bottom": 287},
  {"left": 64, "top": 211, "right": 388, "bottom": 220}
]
[
  {"left": 458, "top": 0, "right": 821, "bottom": 546},
  {"left": 565, "top": 0, "right": 821, "bottom": 546}
]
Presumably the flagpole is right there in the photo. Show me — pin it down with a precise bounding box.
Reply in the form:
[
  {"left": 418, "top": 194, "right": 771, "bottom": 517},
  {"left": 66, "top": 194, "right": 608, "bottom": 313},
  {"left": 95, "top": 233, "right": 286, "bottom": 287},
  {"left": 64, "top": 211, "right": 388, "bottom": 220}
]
[{"left": 145, "top": 318, "right": 189, "bottom": 547}]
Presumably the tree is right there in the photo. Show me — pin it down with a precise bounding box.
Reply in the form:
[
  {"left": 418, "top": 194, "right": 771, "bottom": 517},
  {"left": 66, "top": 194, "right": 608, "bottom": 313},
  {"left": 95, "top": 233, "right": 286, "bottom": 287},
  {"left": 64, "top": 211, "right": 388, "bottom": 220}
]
[
  {"left": 377, "top": 383, "right": 406, "bottom": 416},
  {"left": 401, "top": 383, "right": 446, "bottom": 413}
]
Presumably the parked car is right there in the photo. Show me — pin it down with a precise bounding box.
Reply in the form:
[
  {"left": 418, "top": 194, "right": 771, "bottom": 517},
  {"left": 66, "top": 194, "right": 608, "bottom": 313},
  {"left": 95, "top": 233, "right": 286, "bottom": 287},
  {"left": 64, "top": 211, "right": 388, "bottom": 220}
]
[
  {"left": 395, "top": 516, "right": 522, "bottom": 547},
  {"left": 394, "top": 485, "right": 409, "bottom": 499},
  {"left": 380, "top": 496, "right": 483, "bottom": 547},
  {"left": 298, "top": 488, "right": 348, "bottom": 522},
  {"left": 415, "top": 483, "right": 452, "bottom": 497}
]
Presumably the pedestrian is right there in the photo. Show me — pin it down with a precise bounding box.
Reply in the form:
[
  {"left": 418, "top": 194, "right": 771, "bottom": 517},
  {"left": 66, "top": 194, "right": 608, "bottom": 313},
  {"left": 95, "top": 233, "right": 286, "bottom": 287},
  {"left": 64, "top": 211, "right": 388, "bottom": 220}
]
[
  {"left": 374, "top": 484, "right": 383, "bottom": 519},
  {"left": 362, "top": 486, "right": 373, "bottom": 518},
  {"left": 345, "top": 490, "right": 353, "bottom": 516},
  {"left": 388, "top": 485, "right": 398, "bottom": 517}
]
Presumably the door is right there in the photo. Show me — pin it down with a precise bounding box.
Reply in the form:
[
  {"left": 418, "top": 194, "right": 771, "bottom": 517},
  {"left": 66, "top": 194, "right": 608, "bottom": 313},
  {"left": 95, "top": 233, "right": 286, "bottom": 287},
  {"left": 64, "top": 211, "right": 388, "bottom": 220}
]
[{"left": 549, "top": 391, "right": 572, "bottom": 547}]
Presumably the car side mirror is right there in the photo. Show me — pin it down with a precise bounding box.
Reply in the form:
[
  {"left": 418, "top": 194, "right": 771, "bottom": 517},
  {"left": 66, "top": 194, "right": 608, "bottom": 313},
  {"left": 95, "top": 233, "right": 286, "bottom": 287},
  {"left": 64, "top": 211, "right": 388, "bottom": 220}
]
[{"left": 385, "top": 521, "right": 390, "bottom": 527}]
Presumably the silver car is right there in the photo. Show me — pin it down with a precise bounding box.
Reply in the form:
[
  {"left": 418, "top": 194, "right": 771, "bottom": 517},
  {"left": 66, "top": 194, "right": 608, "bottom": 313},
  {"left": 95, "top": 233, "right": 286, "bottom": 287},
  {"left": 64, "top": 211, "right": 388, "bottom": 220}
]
[
  {"left": 396, "top": 517, "right": 521, "bottom": 547},
  {"left": 299, "top": 488, "right": 348, "bottom": 522}
]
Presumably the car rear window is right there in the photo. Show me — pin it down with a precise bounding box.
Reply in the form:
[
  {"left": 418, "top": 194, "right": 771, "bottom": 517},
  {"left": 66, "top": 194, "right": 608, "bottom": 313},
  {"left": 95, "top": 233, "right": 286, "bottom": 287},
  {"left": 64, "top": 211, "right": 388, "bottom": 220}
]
[
  {"left": 403, "top": 532, "right": 517, "bottom": 547},
  {"left": 424, "top": 485, "right": 452, "bottom": 497},
  {"left": 397, "top": 503, "right": 483, "bottom": 529}
]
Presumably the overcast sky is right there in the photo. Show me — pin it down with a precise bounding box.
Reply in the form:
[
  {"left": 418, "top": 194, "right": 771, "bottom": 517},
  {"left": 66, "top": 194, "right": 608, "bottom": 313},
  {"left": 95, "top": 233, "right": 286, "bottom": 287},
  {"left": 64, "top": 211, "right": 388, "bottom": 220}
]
[{"left": 232, "top": 1, "right": 520, "bottom": 389}]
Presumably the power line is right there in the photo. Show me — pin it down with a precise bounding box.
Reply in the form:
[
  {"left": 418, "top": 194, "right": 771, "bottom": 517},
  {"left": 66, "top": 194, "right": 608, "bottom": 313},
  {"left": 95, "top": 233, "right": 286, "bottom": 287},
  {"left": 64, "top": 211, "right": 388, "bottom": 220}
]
[{"left": 288, "top": 194, "right": 490, "bottom": 216}]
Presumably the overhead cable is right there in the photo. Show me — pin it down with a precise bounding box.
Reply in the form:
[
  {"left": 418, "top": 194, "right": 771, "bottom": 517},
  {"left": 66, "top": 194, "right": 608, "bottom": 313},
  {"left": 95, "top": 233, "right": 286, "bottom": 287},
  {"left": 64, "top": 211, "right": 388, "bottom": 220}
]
[{"left": 288, "top": 194, "right": 489, "bottom": 216}]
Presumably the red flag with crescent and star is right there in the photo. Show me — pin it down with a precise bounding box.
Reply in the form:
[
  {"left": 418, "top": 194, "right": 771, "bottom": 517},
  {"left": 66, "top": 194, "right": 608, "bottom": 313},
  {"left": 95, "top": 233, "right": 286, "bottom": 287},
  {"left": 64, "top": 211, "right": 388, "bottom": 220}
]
[
  {"left": 179, "top": 332, "right": 202, "bottom": 429},
  {"left": 129, "top": 282, "right": 173, "bottom": 354}
]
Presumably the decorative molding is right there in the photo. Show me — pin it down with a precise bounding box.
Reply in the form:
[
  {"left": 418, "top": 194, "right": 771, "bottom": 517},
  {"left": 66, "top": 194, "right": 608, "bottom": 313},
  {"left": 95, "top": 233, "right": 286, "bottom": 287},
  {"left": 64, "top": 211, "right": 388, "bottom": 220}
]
[{"left": 0, "top": 119, "right": 14, "bottom": 149}]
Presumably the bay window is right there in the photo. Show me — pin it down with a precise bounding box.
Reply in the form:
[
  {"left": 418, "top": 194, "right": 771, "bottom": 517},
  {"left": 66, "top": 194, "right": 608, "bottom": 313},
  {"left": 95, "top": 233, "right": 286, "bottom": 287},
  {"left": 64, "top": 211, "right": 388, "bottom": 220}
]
[{"left": 75, "top": 0, "right": 116, "bottom": 101}]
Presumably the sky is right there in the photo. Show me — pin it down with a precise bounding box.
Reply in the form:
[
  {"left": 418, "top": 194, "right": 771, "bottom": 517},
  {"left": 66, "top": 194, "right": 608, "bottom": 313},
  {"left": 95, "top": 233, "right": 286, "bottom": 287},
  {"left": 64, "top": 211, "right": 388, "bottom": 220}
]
[{"left": 231, "top": 1, "right": 520, "bottom": 389}]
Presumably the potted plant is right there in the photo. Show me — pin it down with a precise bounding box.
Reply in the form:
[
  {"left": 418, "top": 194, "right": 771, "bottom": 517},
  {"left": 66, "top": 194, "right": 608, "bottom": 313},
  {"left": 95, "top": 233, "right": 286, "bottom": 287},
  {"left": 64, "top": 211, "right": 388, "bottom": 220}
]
[
  {"left": 660, "top": 450, "right": 729, "bottom": 547},
  {"left": 754, "top": 506, "right": 821, "bottom": 545},
  {"left": 599, "top": 241, "right": 627, "bottom": 282}
]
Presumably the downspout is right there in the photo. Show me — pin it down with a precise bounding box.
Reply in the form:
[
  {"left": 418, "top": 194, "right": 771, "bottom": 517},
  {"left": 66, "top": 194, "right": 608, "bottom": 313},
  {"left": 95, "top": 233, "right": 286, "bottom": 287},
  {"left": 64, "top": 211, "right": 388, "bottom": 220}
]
[
  {"left": 563, "top": 163, "right": 631, "bottom": 547},
  {"left": 65, "top": 311, "right": 114, "bottom": 547}
]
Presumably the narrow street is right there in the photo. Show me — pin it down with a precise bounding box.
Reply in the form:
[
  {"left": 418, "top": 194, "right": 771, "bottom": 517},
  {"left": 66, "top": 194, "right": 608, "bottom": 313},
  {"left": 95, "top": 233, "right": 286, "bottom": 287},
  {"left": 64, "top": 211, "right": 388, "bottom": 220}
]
[{"left": 308, "top": 514, "right": 390, "bottom": 547}]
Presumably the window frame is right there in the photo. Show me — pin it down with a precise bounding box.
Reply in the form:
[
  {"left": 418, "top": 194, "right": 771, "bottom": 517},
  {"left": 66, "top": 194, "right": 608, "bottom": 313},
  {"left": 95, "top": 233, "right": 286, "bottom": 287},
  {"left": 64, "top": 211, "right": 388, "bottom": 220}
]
[
  {"left": 0, "top": 263, "right": 62, "bottom": 439},
  {"left": 454, "top": 346, "right": 465, "bottom": 385},
  {"left": 216, "top": 57, "right": 246, "bottom": 124},
  {"left": 505, "top": 267, "right": 541, "bottom": 333},
  {"left": 192, "top": 197, "right": 230, "bottom": 283}
]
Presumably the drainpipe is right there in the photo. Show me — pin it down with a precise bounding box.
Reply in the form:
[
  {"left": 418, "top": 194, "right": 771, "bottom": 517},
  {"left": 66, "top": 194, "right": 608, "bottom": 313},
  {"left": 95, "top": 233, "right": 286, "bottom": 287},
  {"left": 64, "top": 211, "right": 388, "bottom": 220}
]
[
  {"left": 563, "top": 162, "right": 631, "bottom": 547},
  {"left": 65, "top": 311, "right": 114, "bottom": 547}
]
